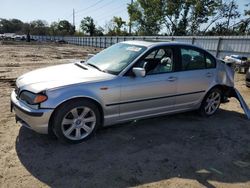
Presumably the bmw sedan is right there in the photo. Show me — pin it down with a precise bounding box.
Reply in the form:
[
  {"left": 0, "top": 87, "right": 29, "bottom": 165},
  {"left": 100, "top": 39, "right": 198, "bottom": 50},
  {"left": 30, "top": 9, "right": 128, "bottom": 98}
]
[{"left": 11, "top": 41, "right": 235, "bottom": 143}]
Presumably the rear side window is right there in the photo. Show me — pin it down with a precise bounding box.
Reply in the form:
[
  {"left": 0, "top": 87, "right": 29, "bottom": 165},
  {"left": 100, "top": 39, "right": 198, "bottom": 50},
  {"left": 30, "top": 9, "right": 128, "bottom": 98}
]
[
  {"left": 206, "top": 55, "right": 216, "bottom": 68},
  {"left": 181, "top": 48, "right": 205, "bottom": 70},
  {"left": 181, "top": 48, "right": 216, "bottom": 70}
]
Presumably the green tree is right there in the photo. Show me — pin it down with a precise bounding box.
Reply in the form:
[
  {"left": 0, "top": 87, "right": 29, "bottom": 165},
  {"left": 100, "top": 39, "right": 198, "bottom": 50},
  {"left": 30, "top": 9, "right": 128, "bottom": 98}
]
[
  {"left": 21, "top": 23, "right": 31, "bottom": 35},
  {"left": 224, "top": 0, "right": 240, "bottom": 30},
  {"left": 127, "top": 0, "right": 164, "bottom": 35},
  {"left": 162, "top": 0, "right": 189, "bottom": 35},
  {"left": 57, "top": 20, "right": 75, "bottom": 35},
  {"left": 0, "top": 18, "right": 24, "bottom": 33},
  {"left": 233, "top": 3, "right": 250, "bottom": 35},
  {"left": 30, "top": 20, "right": 49, "bottom": 35},
  {"left": 112, "top": 16, "right": 126, "bottom": 35},
  {"left": 162, "top": 0, "right": 222, "bottom": 35},
  {"left": 202, "top": 1, "right": 231, "bottom": 33},
  {"left": 205, "top": 0, "right": 241, "bottom": 35},
  {"left": 95, "top": 26, "right": 104, "bottom": 36},
  {"left": 105, "top": 17, "right": 127, "bottom": 35},
  {"left": 189, "top": 0, "right": 221, "bottom": 35},
  {"left": 80, "top": 17, "right": 96, "bottom": 36},
  {"left": 128, "top": 0, "right": 222, "bottom": 36},
  {"left": 49, "top": 22, "right": 59, "bottom": 36}
]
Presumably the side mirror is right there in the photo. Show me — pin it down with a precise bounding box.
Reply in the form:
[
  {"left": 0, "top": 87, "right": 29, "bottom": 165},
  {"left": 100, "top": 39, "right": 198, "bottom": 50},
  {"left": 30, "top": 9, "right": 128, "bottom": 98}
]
[{"left": 132, "top": 67, "right": 146, "bottom": 77}]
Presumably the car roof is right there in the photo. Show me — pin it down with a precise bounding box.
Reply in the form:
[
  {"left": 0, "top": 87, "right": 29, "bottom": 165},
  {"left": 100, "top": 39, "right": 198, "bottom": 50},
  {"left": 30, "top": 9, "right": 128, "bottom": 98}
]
[
  {"left": 122, "top": 40, "right": 216, "bottom": 58},
  {"left": 122, "top": 40, "right": 201, "bottom": 49},
  {"left": 122, "top": 40, "right": 176, "bottom": 47}
]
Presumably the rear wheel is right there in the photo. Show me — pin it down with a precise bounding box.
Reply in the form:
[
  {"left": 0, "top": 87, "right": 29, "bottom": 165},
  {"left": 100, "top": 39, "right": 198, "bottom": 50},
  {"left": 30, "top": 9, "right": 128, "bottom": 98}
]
[
  {"left": 52, "top": 99, "right": 101, "bottom": 144},
  {"left": 200, "top": 88, "right": 222, "bottom": 117}
]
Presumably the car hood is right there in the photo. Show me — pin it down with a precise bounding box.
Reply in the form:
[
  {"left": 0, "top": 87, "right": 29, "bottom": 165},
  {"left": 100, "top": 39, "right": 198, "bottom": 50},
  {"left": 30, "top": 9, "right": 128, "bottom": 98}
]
[{"left": 16, "top": 62, "right": 115, "bottom": 93}]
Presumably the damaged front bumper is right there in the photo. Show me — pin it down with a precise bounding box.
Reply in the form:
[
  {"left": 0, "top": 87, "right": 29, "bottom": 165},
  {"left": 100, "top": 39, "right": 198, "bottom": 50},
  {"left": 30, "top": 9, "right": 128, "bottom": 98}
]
[{"left": 10, "top": 90, "right": 53, "bottom": 134}]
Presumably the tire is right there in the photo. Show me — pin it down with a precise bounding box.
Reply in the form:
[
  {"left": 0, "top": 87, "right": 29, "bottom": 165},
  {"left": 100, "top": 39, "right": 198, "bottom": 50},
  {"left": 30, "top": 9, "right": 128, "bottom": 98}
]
[
  {"left": 52, "top": 99, "right": 101, "bottom": 144},
  {"left": 48, "top": 125, "right": 58, "bottom": 140},
  {"left": 199, "top": 88, "right": 222, "bottom": 117}
]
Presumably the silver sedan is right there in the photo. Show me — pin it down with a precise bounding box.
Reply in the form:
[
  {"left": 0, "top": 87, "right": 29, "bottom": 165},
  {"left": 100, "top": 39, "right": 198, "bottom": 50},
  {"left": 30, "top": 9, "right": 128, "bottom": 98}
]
[{"left": 11, "top": 41, "right": 235, "bottom": 143}]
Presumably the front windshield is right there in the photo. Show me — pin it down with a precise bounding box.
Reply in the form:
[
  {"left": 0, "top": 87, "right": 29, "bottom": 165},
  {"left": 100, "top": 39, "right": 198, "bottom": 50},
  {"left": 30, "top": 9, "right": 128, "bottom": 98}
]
[{"left": 86, "top": 43, "right": 146, "bottom": 75}]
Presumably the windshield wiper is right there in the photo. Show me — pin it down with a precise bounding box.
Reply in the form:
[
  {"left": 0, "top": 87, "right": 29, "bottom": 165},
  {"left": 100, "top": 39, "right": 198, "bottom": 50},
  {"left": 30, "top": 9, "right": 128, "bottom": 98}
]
[
  {"left": 86, "top": 63, "right": 105, "bottom": 72},
  {"left": 74, "top": 62, "right": 88, "bottom": 70}
]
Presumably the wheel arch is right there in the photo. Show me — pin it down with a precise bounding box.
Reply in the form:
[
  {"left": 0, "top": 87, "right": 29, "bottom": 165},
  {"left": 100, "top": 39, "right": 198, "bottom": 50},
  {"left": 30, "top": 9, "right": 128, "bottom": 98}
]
[
  {"left": 207, "top": 84, "right": 234, "bottom": 98},
  {"left": 48, "top": 97, "right": 104, "bottom": 135}
]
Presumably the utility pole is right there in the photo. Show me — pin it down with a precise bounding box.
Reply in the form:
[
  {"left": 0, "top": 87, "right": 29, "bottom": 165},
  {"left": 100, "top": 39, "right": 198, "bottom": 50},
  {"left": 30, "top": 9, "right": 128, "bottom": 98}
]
[
  {"left": 129, "top": 0, "right": 133, "bottom": 35},
  {"left": 73, "top": 8, "right": 75, "bottom": 27}
]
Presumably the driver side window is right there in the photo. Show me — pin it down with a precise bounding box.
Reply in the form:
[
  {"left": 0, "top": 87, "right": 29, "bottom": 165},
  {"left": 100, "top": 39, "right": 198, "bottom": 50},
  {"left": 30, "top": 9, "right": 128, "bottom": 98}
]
[{"left": 138, "top": 47, "right": 174, "bottom": 75}]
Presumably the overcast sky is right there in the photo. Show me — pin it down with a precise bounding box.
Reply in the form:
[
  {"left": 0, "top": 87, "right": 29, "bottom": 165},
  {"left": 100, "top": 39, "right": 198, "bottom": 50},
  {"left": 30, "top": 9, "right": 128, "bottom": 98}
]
[{"left": 0, "top": 0, "right": 249, "bottom": 30}]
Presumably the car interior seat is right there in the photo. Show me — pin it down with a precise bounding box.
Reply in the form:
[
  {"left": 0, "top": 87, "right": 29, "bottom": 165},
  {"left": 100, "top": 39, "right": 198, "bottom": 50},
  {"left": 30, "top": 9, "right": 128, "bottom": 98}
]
[{"left": 182, "top": 54, "right": 192, "bottom": 70}]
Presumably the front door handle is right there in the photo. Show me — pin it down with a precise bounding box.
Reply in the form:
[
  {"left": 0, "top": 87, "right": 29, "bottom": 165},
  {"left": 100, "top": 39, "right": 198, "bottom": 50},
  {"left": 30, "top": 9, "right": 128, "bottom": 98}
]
[{"left": 167, "top": 76, "right": 177, "bottom": 82}]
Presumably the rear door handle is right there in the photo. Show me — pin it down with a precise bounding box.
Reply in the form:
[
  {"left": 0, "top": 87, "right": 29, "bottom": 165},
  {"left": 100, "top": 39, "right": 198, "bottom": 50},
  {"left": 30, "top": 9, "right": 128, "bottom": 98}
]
[
  {"left": 167, "top": 76, "right": 177, "bottom": 82},
  {"left": 206, "top": 72, "right": 213, "bottom": 77}
]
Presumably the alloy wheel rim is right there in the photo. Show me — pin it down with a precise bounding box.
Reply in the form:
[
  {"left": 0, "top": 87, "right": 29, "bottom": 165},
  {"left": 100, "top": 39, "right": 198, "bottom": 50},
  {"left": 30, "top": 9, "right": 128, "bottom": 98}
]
[
  {"left": 61, "top": 106, "right": 96, "bottom": 140},
  {"left": 205, "top": 91, "right": 221, "bottom": 115}
]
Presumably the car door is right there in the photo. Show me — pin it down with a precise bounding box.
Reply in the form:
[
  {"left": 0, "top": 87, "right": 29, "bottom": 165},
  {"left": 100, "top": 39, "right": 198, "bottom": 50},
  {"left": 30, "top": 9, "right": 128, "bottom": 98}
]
[
  {"left": 175, "top": 46, "right": 217, "bottom": 109},
  {"left": 118, "top": 46, "right": 178, "bottom": 121}
]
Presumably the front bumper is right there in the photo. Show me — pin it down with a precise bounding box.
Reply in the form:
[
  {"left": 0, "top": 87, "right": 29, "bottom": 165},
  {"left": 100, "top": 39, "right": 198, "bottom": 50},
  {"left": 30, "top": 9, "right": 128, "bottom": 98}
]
[{"left": 11, "top": 90, "right": 53, "bottom": 134}]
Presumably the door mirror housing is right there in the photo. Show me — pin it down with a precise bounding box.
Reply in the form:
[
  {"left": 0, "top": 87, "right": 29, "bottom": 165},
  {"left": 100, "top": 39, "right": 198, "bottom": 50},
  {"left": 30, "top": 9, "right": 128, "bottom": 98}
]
[{"left": 132, "top": 67, "right": 146, "bottom": 77}]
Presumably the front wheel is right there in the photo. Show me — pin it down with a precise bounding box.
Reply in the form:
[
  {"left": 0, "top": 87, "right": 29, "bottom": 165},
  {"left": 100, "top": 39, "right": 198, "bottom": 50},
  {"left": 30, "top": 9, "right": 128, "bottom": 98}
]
[
  {"left": 52, "top": 99, "right": 101, "bottom": 144},
  {"left": 199, "top": 88, "right": 222, "bottom": 117}
]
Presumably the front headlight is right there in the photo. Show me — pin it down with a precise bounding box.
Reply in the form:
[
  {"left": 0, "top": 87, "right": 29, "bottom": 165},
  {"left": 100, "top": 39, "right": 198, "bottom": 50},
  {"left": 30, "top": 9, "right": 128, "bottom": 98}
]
[{"left": 19, "top": 91, "right": 48, "bottom": 105}]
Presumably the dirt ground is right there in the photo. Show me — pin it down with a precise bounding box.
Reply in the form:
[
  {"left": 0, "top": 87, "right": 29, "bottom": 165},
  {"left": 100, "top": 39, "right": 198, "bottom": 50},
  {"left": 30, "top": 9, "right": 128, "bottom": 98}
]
[{"left": 0, "top": 42, "right": 250, "bottom": 188}]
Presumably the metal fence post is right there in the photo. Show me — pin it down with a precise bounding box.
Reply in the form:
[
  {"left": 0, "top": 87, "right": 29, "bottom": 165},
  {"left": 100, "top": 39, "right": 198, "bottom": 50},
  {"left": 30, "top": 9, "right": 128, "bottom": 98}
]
[
  {"left": 192, "top": 37, "right": 195, "bottom": 44},
  {"left": 216, "top": 37, "right": 221, "bottom": 58}
]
